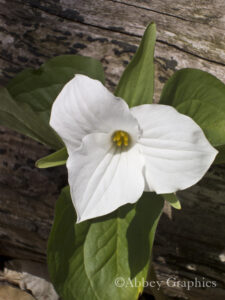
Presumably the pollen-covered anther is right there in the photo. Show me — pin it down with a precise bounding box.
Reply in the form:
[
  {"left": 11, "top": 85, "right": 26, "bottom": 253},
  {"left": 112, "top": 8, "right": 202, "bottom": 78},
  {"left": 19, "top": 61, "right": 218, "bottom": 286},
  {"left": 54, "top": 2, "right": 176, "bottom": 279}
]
[{"left": 112, "top": 130, "right": 130, "bottom": 147}]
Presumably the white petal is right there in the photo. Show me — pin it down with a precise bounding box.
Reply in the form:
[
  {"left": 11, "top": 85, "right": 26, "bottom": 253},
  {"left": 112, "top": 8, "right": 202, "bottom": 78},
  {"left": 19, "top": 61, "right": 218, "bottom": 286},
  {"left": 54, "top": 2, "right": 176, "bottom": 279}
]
[
  {"left": 67, "top": 132, "right": 145, "bottom": 222},
  {"left": 50, "top": 75, "right": 139, "bottom": 154},
  {"left": 131, "top": 104, "right": 218, "bottom": 194}
]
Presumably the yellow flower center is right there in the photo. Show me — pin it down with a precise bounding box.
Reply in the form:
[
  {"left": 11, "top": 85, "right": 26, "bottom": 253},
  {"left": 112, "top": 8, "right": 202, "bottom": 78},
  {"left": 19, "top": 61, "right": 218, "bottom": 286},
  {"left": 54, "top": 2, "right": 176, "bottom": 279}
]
[{"left": 112, "top": 130, "right": 130, "bottom": 147}]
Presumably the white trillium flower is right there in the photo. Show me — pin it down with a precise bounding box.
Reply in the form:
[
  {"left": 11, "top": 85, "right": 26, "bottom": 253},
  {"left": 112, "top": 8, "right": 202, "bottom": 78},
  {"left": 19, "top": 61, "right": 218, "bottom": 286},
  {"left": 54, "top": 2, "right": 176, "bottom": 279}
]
[{"left": 50, "top": 74, "right": 218, "bottom": 223}]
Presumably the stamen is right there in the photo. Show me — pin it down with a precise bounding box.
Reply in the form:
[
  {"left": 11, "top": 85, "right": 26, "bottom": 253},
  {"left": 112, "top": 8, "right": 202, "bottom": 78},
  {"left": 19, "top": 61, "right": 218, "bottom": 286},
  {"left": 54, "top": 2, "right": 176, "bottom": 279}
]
[{"left": 112, "top": 130, "right": 130, "bottom": 148}]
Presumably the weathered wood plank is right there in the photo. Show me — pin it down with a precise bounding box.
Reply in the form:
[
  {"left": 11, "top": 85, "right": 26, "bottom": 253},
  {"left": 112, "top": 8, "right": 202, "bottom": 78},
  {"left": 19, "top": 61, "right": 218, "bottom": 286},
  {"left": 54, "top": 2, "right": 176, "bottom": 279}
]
[
  {"left": 0, "top": 0, "right": 224, "bottom": 101},
  {"left": 154, "top": 167, "right": 225, "bottom": 299},
  {"left": 0, "top": 126, "right": 66, "bottom": 262},
  {"left": 112, "top": 0, "right": 225, "bottom": 29},
  {"left": 15, "top": 0, "right": 225, "bottom": 64}
]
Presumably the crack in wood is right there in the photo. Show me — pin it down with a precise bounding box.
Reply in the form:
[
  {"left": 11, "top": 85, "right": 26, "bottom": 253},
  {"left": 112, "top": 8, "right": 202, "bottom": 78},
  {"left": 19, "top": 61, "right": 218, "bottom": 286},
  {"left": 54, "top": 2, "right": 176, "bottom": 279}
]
[
  {"left": 15, "top": 0, "right": 225, "bottom": 68},
  {"left": 109, "top": 0, "right": 190, "bottom": 22},
  {"left": 157, "top": 39, "right": 225, "bottom": 67}
]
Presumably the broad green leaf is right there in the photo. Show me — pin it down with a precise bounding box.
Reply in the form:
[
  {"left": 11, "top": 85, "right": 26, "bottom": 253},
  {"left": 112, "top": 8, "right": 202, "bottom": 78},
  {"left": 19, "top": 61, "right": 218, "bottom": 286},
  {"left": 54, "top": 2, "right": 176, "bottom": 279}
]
[
  {"left": 47, "top": 187, "right": 98, "bottom": 300},
  {"left": 7, "top": 55, "right": 105, "bottom": 112},
  {"left": 1, "top": 55, "right": 105, "bottom": 149},
  {"left": 84, "top": 193, "right": 164, "bottom": 299},
  {"left": 115, "top": 23, "right": 156, "bottom": 107},
  {"left": 0, "top": 88, "right": 63, "bottom": 149},
  {"left": 48, "top": 187, "right": 164, "bottom": 300},
  {"left": 162, "top": 193, "right": 181, "bottom": 210},
  {"left": 36, "top": 147, "right": 68, "bottom": 168},
  {"left": 160, "top": 69, "right": 225, "bottom": 151}
]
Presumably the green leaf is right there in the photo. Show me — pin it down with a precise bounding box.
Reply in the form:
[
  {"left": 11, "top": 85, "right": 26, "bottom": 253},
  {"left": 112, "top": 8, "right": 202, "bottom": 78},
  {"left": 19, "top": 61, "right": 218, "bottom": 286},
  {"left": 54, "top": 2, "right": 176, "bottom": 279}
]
[
  {"left": 115, "top": 23, "right": 156, "bottom": 107},
  {"left": 7, "top": 55, "right": 105, "bottom": 112},
  {"left": 160, "top": 68, "right": 225, "bottom": 150},
  {"left": 1, "top": 55, "right": 105, "bottom": 149},
  {"left": 48, "top": 188, "right": 164, "bottom": 300},
  {"left": 84, "top": 193, "right": 164, "bottom": 299},
  {"left": 36, "top": 147, "right": 68, "bottom": 168},
  {"left": 162, "top": 193, "right": 181, "bottom": 210},
  {"left": 0, "top": 88, "right": 63, "bottom": 149},
  {"left": 47, "top": 187, "right": 98, "bottom": 300}
]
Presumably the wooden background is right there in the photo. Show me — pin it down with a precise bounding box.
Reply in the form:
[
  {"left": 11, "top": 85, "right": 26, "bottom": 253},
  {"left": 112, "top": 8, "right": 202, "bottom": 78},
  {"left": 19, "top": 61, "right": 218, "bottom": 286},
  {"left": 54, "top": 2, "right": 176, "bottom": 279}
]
[{"left": 0, "top": 1, "right": 225, "bottom": 299}]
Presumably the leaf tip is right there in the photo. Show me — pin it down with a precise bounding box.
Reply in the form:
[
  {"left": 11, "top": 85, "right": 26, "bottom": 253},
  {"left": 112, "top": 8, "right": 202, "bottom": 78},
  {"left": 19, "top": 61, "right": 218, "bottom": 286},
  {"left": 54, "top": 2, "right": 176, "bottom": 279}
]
[
  {"left": 35, "top": 159, "right": 42, "bottom": 169},
  {"left": 146, "top": 22, "right": 156, "bottom": 31}
]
